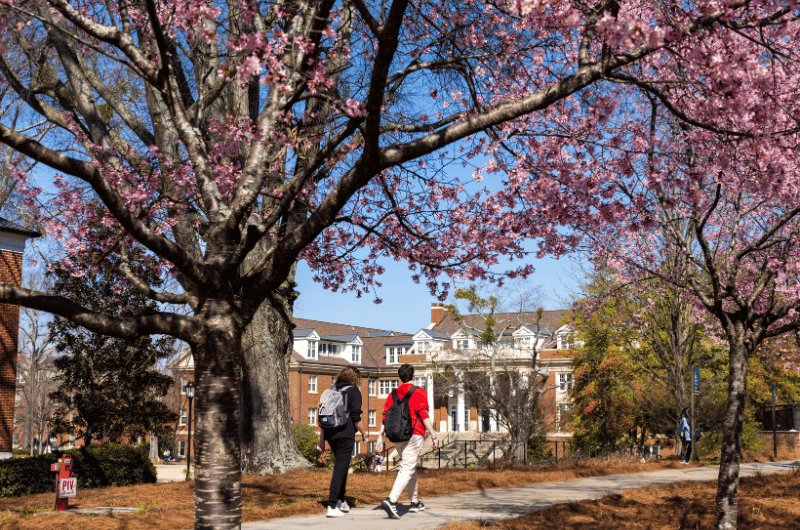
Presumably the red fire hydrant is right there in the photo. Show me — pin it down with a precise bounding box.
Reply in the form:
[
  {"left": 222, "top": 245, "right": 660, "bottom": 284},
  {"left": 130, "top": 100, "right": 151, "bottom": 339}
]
[{"left": 50, "top": 454, "right": 76, "bottom": 510}]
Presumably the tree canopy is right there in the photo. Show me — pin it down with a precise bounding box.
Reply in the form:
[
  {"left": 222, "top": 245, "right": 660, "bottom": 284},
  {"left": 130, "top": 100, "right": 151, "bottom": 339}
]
[{"left": 0, "top": 0, "right": 796, "bottom": 528}]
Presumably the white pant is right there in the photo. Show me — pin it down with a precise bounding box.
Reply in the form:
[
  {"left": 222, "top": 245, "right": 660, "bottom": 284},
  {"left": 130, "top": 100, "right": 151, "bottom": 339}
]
[{"left": 389, "top": 434, "right": 423, "bottom": 503}]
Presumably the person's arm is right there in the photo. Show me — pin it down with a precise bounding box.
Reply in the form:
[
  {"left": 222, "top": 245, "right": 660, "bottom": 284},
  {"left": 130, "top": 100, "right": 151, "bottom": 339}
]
[
  {"left": 376, "top": 424, "right": 386, "bottom": 453},
  {"left": 354, "top": 420, "right": 368, "bottom": 442},
  {"left": 317, "top": 429, "right": 326, "bottom": 453},
  {"left": 421, "top": 417, "right": 438, "bottom": 449}
]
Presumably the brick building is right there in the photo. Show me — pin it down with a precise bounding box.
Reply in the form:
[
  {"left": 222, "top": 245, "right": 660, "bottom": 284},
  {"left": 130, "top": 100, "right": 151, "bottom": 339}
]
[
  {"left": 169, "top": 303, "right": 576, "bottom": 460},
  {"left": 0, "top": 219, "right": 39, "bottom": 458}
]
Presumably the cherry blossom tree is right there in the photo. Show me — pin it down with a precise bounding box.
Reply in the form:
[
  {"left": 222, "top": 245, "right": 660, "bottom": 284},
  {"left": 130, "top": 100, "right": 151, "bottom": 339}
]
[
  {"left": 0, "top": 0, "right": 793, "bottom": 528},
  {"left": 483, "top": 9, "right": 800, "bottom": 528}
]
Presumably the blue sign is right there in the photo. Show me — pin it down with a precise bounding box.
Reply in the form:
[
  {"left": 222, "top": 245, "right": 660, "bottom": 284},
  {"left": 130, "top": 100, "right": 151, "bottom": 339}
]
[
  {"left": 773, "top": 383, "right": 777, "bottom": 403},
  {"left": 694, "top": 366, "right": 700, "bottom": 396}
]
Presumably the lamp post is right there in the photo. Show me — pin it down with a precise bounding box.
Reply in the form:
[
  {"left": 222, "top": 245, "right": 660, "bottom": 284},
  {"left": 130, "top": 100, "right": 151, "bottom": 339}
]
[{"left": 185, "top": 380, "right": 195, "bottom": 481}]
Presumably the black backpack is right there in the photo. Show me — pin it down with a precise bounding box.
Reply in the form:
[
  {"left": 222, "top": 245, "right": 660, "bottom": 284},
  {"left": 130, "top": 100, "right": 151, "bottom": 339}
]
[{"left": 384, "top": 386, "right": 418, "bottom": 443}]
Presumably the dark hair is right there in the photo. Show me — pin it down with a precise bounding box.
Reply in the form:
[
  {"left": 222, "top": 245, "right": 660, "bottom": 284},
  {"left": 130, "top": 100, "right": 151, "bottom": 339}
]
[
  {"left": 337, "top": 365, "right": 361, "bottom": 387},
  {"left": 682, "top": 407, "right": 690, "bottom": 418},
  {"left": 398, "top": 363, "right": 414, "bottom": 383}
]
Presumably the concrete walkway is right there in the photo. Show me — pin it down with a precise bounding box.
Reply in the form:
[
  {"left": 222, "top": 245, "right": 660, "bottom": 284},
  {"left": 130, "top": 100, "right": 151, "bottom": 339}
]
[{"left": 241, "top": 460, "right": 798, "bottom": 530}]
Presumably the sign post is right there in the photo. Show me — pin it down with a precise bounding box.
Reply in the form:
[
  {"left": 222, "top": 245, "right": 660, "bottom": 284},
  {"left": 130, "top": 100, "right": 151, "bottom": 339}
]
[
  {"left": 51, "top": 454, "right": 75, "bottom": 510},
  {"left": 691, "top": 366, "right": 700, "bottom": 462},
  {"left": 772, "top": 383, "right": 777, "bottom": 458}
]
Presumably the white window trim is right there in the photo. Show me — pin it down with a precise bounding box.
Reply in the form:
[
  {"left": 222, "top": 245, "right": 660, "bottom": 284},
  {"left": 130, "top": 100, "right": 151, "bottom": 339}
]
[{"left": 308, "top": 374, "right": 318, "bottom": 393}]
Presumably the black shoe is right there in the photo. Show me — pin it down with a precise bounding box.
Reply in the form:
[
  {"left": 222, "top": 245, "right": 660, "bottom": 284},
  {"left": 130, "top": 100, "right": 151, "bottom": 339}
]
[
  {"left": 380, "top": 497, "right": 400, "bottom": 519},
  {"left": 409, "top": 501, "right": 426, "bottom": 513}
]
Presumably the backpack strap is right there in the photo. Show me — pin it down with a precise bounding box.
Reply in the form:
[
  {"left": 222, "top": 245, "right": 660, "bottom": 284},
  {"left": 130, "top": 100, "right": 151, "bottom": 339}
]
[
  {"left": 402, "top": 386, "right": 420, "bottom": 432},
  {"left": 340, "top": 384, "right": 352, "bottom": 412}
]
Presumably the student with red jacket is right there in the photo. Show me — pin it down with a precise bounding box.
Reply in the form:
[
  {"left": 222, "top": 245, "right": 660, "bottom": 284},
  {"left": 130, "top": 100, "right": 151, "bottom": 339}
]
[{"left": 376, "top": 363, "right": 439, "bottom": 518}]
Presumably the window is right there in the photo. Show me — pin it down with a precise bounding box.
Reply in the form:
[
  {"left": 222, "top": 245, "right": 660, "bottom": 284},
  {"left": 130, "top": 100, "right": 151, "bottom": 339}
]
[
  {"left": 179, "top": 408, "right": 187, "bottom": 426},
  {"left": 331, "top": 376, "right": 336, "bottom": 387},
  {"left": 308, "top": 375, "right": 317, "bottom": 393},
  {"left": 368, "top": 441, "right": 376, "bottom": 453},
  {"left": 308, "top": 341, "right": 317, "bottom": 359},
  {"left": 308, "top": 408, "right": 317, "bottom": 425},
  {"left": 178, "top": 440, "right": 186, "bottom": 457},
  {"left": 379, "top": 379, "right": 399, "bottom": 397},
  {"left": 559, "top": 373, "right": 573, "bottom": 392},
  {"left": 455, "top": 339, "right": 469, "bottom": 349},
  {"left": 68, "top": 434, "right": 75, "bottom": 446},
  {"left": 559, "top": 332, "right": 573, "bottom": 349},
  {"left": 14, "top": 391, "right": 21, "bottom": 407},
  {"left": 180, "top": 377, "right": 188, "bottom": 394},
  {"left": 351, "top": 345, "right": 361, "bottom": 363},
  {"left": 368, "top": 410, "right": 376, "bottom": 427},
  {"left": 387, "top": 347, "right": 397, "bottom": 365},
  {"left": 352, "top": 442, "right": 360, "bottom": 456},
  {"left": 368, "top": 379, "right": 376, "bottom": 396},
  {"left": 417, "top": 341, "right": 430, "bottom": 355},
  {"left": 464, "top": 407, "right": 470, "bottom": 431},
  {"left": 557, "top": 403, "right": 573, "bottom": 432},
  {"left": 321, "top": 343, "right": 340, "bottom": 356},
  {"left": 414, "top": 376, "right": 428, "bottom": 391}
]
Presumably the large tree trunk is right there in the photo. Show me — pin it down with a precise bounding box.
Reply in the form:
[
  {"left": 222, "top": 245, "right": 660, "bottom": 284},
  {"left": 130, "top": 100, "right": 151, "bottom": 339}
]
[
  {"left": 149, "top": 433, "right": 159, "bottom": 462},
  {"left": 240, "top": 260, "right": 308, "bottom": 474},
  {"left": 714, "top": 336, "right": 748, "bottom": 530},
  {"left": 193, "top": 304, "right": 244, "bottom": 530}
]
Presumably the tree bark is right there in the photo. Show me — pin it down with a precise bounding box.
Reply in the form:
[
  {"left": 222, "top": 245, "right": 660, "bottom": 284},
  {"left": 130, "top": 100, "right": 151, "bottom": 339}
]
[
  {"left": 714, "top": 336, "right": 748, "bottom": 530},
  {"left": 240, "top": 263, "right": 308, "bottom": 474},
  {"left": 149, "top": 433, "right": 159, "bottom": 462},
  {"left": 192, "top": 303, "right": 244, "bottom": 530}
]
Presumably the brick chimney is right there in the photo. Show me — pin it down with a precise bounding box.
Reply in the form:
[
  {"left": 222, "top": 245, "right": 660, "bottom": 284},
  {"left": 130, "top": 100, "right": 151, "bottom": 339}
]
[{"left": 431, "top": 302, "right": 448, "bottom": 327}]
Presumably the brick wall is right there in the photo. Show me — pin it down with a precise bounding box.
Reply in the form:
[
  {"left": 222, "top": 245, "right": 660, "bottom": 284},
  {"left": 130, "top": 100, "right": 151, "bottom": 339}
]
[{"left": 0, "top": 251, "right": 23, "bottom": 454}]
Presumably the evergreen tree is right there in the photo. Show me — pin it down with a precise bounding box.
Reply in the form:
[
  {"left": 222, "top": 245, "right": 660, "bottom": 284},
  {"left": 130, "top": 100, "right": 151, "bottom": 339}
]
[{"left": 48, "top": 260, "right": 176, "bottom": 445}]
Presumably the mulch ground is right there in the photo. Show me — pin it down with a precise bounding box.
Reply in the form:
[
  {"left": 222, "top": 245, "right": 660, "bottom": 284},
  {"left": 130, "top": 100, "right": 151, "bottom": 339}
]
[{"left": 0, "top": 455, "right": 796, "bottom": 529}]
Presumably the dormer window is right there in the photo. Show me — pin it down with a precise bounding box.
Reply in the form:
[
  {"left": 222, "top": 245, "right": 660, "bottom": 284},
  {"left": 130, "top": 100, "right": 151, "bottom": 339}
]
[
  {"left": 320, "top": 343, "right": 340, "bottom": 356},
  {"left": 387, "top": 347, "right": 399, "bottom": 365},
  {"left": 351, "top": 345, "right": 361, "bottom": 363},
  {"left": 455, "top": 339, "right": 469, "bottom": 350},
  {"left": 308, "top": 341, "right": 317, "bottom": 360}
]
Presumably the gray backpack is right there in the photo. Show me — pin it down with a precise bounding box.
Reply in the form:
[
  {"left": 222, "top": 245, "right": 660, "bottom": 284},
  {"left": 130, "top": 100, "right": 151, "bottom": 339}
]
[{"left": 318, "top": 385, "right": 352, "bottom": 429}]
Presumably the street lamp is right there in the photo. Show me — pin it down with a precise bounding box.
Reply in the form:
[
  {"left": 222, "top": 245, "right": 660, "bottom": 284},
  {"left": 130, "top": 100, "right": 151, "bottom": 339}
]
[{"left": 185, "top": 380, "right": 195, "bottom": 481}]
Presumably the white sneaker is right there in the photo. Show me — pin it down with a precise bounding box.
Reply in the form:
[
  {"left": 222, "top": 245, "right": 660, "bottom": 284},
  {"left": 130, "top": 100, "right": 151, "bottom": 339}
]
[
  {"left": 679, "top": 461, "right": 688, "bottom": 465},
  {"left": 338, "top": 500, "right": 350, "bottom": 513},
  {"left": 327, "top": 506, "right": 345, "bottom": 518}
]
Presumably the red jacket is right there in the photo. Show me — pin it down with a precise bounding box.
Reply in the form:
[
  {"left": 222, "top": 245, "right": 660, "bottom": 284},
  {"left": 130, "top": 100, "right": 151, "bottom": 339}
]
[{"left": 382, "top": 382, "right": 430, "bottom": 437}]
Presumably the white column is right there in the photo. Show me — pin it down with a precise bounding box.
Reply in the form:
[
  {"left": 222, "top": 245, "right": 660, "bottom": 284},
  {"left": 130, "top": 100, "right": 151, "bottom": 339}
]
[
  {"left": 427, "top": 374, "right": 434, "bottom": 429},
  {"left": 457, "top": 388, "right": 465, "bottom": 432}
]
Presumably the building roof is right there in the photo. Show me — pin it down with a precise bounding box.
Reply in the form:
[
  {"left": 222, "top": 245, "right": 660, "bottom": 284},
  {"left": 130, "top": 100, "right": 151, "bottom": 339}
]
[
  {"left": 418, "top": 329, "right": 451, "bottom": 340},
  {"left": 433, "top": 310, "right": 568, "bottom": 337},
  {"left": 293, "top": 328, "right": 316, "bottom": 338},
  {"left": 385, "top": 340, "right": 414, "bottom": 346},
  {"left": 0, "top": 218, "right": 40, "bottom": 238},
  {"left": 319, "top": 334, "right": 359, "bottom": 343},
  {"left": 292, "top": 317, "right": 415, "bottom": 370}
]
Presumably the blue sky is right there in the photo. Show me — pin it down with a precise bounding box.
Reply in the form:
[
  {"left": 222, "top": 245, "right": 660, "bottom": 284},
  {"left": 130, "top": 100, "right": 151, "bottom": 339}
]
[{"left": 293, "top": 253, "right": 583, "bottom": 334}]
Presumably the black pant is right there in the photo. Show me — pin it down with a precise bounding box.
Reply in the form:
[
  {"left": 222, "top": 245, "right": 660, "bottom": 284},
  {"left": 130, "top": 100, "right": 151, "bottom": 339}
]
[
  {"left": 683, "top": 440, "right": 692, "bottom": 461},
  {"left": 328, "top": 436, "right": 354, "bottom": 506}
]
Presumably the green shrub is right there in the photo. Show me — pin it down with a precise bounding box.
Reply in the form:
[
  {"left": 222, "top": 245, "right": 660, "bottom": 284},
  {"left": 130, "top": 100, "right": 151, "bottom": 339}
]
[
  {"left": 696, "top": 421, "right": 765, "bottom": 458},
  {"left": 292, "top": 424, "right": 323, "bottom": 466},
  {"left": 0, "top": 443, "right": 157, "bottom": 498}
]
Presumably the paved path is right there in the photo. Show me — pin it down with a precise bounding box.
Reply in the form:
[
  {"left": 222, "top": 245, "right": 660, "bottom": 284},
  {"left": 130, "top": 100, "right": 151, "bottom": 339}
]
[
  {"left": 241, "top": 460, "right": 798, "bottom": 530},
  {"left": 155, "top": 464, "right": 194, "bottom": 482}
]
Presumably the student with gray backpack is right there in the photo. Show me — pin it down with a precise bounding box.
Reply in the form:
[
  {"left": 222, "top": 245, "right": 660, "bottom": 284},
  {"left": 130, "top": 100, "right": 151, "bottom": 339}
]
[
  {"left": 376, "top": 363, "right": 438, "bottom": 519},
  {"left": 316, "top": 366, "right": 368, "bottom": 517}
]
